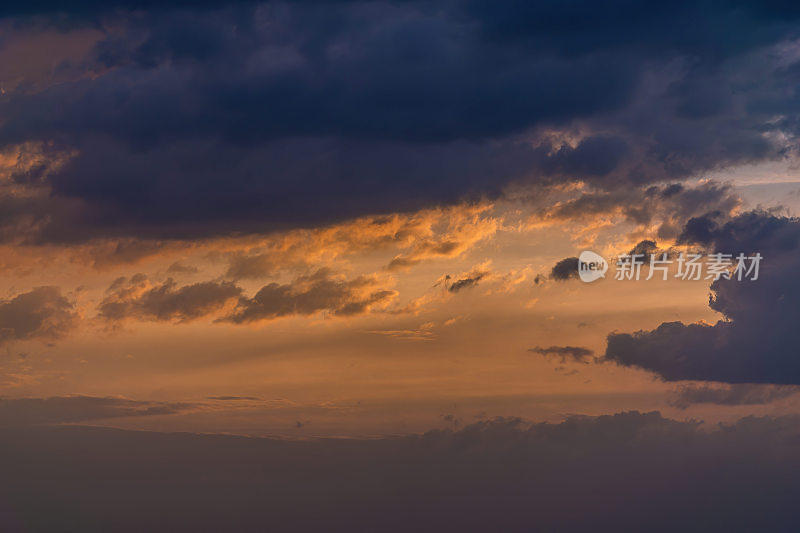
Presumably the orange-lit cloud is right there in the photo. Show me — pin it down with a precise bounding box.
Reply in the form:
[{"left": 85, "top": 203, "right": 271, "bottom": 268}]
[
  {"left": 224, "top": 268, "right": 397, "bottom": 323},
  {"left": 98, "top": 275, "right": 242, "bottom": 323}
]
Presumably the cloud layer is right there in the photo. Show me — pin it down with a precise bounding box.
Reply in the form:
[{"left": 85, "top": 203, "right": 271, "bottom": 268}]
[
  {"left": 0, "top": 395, "right": 192, "bottom": 427},
  {"left": 4, "top": 410, "right": 800, "bottom": 531},
  {"left": 668, "top": 383, "right": 799, "bottom": 409},
  {"left": 0, "top": 2, "right": 799, "bottom": 241}
]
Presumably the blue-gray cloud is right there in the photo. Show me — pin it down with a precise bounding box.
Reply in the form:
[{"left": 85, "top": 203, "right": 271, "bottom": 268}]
[
  {"left": 605, "top": 211, "right": 800, "bottom": 384},
  {"left": 0, "top": 2, "right": 799, "bottom": 241}
]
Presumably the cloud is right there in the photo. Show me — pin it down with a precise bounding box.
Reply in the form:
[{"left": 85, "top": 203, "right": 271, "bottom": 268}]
[
  {"left": 550, "top": 257, "right": 579, "bottom": 281},
  {"left": 0, "top": 395, "right": 192, "bottom": 427},
  {"left": 222, "top": 204, "right": 498, "bottom": 280},
  {"left": 223, "top": 268, "right": 396, "bottom": 323},
  {"left": 0, "top": 1, "right": 250, "bottom": 18},
  {"left": 0, "top": 286, "right": 77, "bottom": 345},
  {"left": 668, "top": 383, "right": 800, "bottom": 410},
  {"left": 0, "top": 3, "right": 796, "bottom": 241},
  {"left": 628, "top": 239, "right": 660, "bottom": 257},
  {"left": 97, "top": 268, "right": 399, "bottom": 325},
  {"left": 367, "top": 325, "right": 437, "bottom": 341},
  {"left": 385, "top": 206, "right": 500, "bottom": 271},
  {"left": 605, "top": 211, "right": 800, "bottom": 384},
  {"left": 533, "top": 181, "right": 741, "bottom": 241},
  {"left": 448, "top": 264, "right": 492, "bottom": 293},
  {"left": 166, "top": 261, "right": 198, "bottom": 274},
  {"left": 677, "top": 210, "right": 800, "bottom": 252},
  {"left": 529, "top": 345, "right": 595, "bottom": 363},
  {"left": 84, "top": 239, "right": 178, "bottom": 269},
  {"left": 448, "top": 273, "right": 485, "bottom": 293},
  {"left": 98, "top": 275, "right": 242, "bottom": 322},
  {"left": 206, "top": 396, "right": 261, "bottom": 401},
  {"left": 5, "top": 410, "right": 800, "bottom": 530}
]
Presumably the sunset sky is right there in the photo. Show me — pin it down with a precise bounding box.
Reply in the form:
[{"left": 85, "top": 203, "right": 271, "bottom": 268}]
[{"left": 4, "top": 1, "right": 800, "bottom": 531}]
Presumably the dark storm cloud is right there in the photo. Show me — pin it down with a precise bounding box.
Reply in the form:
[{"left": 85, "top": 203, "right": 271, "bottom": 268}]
[
  {"left": 529, "top": 345, "right": 595, "bottom": 363},
  {"left": 5, "top": 410, "right": 800, "bottom": 531},
  {"left": 677, "top": 209, "right": 800, "bottom": 252},
  {"left": 98, "top": 275, "right": 242, "bottom": 322},
  {"left": 668, "top": 383, "right": 799, "bottom": 409},
  {"left": 10, "top": 138, "right": 536, "bottom": 242},
  {"left": 550, "top": 257, "right": 579, "bottom": 281},
  {"left": 0, "top": 1, "right": 799, "bottom": 240},
  {"left": 0, "top": 395, "right": 193, "bottom": 427},
  {"left": 0, "top": 286, "right": 78, "bottom": 345},
  {"left": 605, "top": 211, "right": 800, "bottom": 384},
  {"left": 0, "top": 1, "right": 253, "bottom": 18},
  {"left": 223, "top": 268, "right": 396, "bottom": 323}
]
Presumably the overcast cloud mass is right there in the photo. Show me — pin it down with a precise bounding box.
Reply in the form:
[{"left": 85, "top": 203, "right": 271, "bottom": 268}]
[{"left": 1, "top": 1, "right": 800, "bottom": 241}]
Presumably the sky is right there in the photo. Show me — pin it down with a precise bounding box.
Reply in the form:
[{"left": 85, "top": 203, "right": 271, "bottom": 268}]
[{"left": 4, "top": 1, "right": 800, "bottom": 531}]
